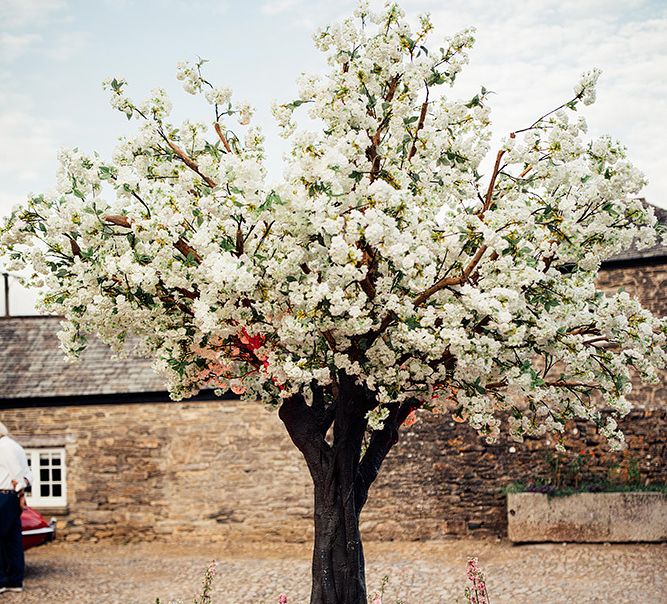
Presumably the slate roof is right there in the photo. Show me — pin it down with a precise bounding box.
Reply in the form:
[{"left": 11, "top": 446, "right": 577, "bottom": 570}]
[
  {"left": 0, "top": 316, "right": 166, "bottom": 400},
  {"left": 604, "top": 201, "right": 667, "bottom": 264}
]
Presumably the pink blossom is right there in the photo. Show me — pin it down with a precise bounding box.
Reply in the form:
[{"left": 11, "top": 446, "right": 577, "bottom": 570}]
[
  {"left": 240, "top": 327, "right": 265, "bottom": 351},
  {"left": 465, "top": 557, "right": 489, "bottom": 604},
  {"left": 230, "top": 381, "right": 246, "bottom": 395},
  {"left": 402, "top": 409, "right": 417, "bottom": 428}
]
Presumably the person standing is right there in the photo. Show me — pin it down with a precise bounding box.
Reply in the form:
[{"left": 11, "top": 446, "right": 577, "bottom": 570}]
[{"left": 0, "top": 421, "right": 32, "bottom": 594}]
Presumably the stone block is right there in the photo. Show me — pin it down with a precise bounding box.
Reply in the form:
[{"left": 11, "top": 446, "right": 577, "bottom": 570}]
[{"left": 507, "top": 491, "right": 667, "bottom": 542}]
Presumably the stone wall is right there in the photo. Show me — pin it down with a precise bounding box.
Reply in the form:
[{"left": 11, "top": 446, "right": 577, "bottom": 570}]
[
  {"left": 0, "top": 261, "right": 665, "bottom": 543},
  {"left": 597, "top": 262, "right": 667, "bottom": 409},
  {"left": 365, "top": 407, "right": 666, "bottom": 540},
  {"left": 1, "top": 402, "right": 665, "bottom": 543},
  {"left": 598, "top": 262, "right": 667, "bottom": 316},
  {"left": 2, "top": 401, "right": 312, "bottom": 543}
]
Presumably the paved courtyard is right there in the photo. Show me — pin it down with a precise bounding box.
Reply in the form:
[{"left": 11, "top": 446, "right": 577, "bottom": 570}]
[{"left": 6, "top": 540, "right": 666, "bottom": 603}]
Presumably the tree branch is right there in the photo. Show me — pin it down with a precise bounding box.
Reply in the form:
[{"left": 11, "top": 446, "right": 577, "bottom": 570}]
[
  {"left": 104, "top": 214, "right": 132, "bottom": 228},
  {"left": 235, "top": 224, "right": 244, "bottom": 257},
  {"left": 409, "top": 145, "right": 508, "bottom": 309},
  {"left": 358, "top": 311, "right": 397, "bottom": 357},
  {"left": 103, "top": 214, "right": 202, "bottom": 264},
  {"left": 173, "top": 239, "right": 203, "bottom": 263},
  {"left": 413, "top": 243, "right": 487, "bottom": 307},
  {"left": 407, "top": 88, "right": 429, "bottom": 162},
  {"left": 213, "top": 122, "right": 233, "bottom": 153},
  {"left": 358, "top": 243, "right": 377, "bottom": 300},
  {"left": 322, "top": 330, "right": 337, "bottom": 351},
  {"left": 164, "top": 139, "right": 217, "bottom": 189},
  {"left": 366, "top": 75, "right": 401, "bottom": 183},
  {"left": 279, "top": 394, "right": 331, "bottom": 480},
  {"left": 546, "top": 380, "right": 597, "bottom": 389},
  {"left": 512, "top": 92, "right": 583, "bottom": 136},
  {"left": 477, "top": 149, "right": 505, "bottom": 217},
  {"left": 67, "top": 236, "right": 81, "bottom": 257},
  {"left": 355, "top": 401, "right": 414, "bottom": 509}
]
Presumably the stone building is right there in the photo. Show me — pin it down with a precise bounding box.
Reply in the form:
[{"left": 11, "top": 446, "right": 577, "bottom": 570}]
[{"left": 1, "top": 205, "right": 665, "bottom": 543}]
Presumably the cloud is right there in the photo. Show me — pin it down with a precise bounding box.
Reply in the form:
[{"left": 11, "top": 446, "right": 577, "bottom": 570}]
[
  {"left": 0, "top": 32, "right": 42, "bottom": 61},
  {"left": 1, "top": 0, "right": 77, "bottom": 63},
  {"left": 1, "top": 0, "right": 68, "bottom": 28},
  {"left": 0, "top": 109, "right": 58, "bottom": 184},
  {"left": 266, "top": 0, "right": 667, "bottom": 205},
  {"left": 409, "top": 0, "right": 667, "bottom": 206},
  {"left": 260, "top": 0, "right": 303, "bottom": 16},
  {"left": 47, "top": 30, "right": 90, "bottom": 61},
  {"left": 0, "top": 30, "right": 89, "bottom": 63}
]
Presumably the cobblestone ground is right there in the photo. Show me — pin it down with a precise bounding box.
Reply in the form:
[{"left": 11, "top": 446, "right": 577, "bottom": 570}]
[{"left": 5, "top": 540, "right": 666, "bottom": 604}]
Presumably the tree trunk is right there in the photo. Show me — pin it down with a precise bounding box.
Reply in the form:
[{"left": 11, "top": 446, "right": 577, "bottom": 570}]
[
  {"left": 310, "top": 477, "right": 366, "bottom": 604},
  {"left": 279, "top": 374, "right": 411, "bottom": 604}
]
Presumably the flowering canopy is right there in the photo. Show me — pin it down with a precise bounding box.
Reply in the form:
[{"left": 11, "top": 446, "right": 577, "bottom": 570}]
[{"left": 2, "top": 3, "right": 665, "bottom": 450}]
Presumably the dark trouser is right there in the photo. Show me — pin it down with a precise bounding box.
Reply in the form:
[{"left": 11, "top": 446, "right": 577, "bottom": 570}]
[{"left": 0, "top": 493, "right": 24, "bottom": 588}]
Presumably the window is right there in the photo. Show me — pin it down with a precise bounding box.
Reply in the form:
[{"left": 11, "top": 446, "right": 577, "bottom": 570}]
[{"left": 25, "top": 448, "right": 67, "bottom": 508}]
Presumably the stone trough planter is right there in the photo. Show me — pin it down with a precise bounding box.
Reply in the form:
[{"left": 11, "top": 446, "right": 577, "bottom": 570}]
[{"left": 507, "top": 491, "right": 667, "bottom": 543}]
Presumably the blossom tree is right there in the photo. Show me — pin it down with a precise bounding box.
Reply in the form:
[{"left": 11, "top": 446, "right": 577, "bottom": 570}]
[{"left": 2, "top": 3, "right": 665, "bottom": 602}]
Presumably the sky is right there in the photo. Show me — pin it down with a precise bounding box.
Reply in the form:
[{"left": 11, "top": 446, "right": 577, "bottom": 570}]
[{"left": 1, "top": 0, "right": 666, "bottom": 314}]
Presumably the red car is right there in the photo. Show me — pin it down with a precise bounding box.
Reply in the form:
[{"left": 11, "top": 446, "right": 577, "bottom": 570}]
[{"left": 21, "top": 507, "right": 56, "bottom": 550}]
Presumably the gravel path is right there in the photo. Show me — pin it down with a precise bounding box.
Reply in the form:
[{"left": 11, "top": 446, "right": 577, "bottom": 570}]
[{"left": 6, "top": 540, "right": 666, "bottom": 603}]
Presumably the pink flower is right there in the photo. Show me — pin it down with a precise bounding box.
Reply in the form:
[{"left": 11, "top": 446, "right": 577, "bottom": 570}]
[
  {"left": 402, "top": 409, "right": 417, "bottom": 428},
  {"left": 465, "top": 557, "right": 489, "bottom": 604},
  {"left": 206, "top": 561, "right": 218, "bottom": 576},
  {"left": 230, "top": 380, "right": 246, "bottom": 395},
  {"left": 371, "top": 594, "right": 383, "bottom": 604},
  {"left": 278, "top": 595, "right": 288, "bottom": 604},
  {"left": 240, "top": 327, "right": 265, "bottom": 351}
]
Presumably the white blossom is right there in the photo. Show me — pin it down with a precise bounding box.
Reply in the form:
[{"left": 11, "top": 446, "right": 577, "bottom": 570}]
[{"left": 1, "top": 4, "right": 664, "bottom": 450}]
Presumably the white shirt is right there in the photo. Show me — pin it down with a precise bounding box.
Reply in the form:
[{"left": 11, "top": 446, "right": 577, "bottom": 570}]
[{"left": 0, "top": 435, "right": 33, "bottom": 491}]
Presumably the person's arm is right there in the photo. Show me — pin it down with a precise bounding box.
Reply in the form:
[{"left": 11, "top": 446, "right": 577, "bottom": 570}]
[
  {"left": 23, "top": 457, "right": 33, "bottom": 489},
  {"left": 10, "top": 479, "right": 27, "bottom": 510},
  {"left": 6, "top": 440, "right": 31, "bottom": 491}
]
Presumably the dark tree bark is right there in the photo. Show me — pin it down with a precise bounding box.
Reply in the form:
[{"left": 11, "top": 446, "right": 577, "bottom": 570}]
[{"left": 279, "top": 373, "right": 414, "bottom": 604}]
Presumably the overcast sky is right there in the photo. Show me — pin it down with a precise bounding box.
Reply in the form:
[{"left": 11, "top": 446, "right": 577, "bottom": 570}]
[{"left": 1, "top": 0, "right": 666, "bottom": 314}]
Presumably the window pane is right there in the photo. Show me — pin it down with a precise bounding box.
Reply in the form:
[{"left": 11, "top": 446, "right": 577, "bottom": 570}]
[{"left": 25, "top": 448, "right": 67, "bottom": 504}]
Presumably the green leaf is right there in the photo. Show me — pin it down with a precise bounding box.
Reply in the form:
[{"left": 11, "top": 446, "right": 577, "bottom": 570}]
[
  {"left": 406, "top": 316, "right": 420, "bottom": 330},
  {"left": 465, "top": 94, "right": 480, "bottom": 108},
  {"left": 219, "top": 238, "right": 235, "bottom": 252}
]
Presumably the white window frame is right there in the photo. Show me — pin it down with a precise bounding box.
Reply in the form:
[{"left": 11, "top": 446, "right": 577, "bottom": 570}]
[{"left": 24, "top": 448, "right": 67, "bottom": 508}]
